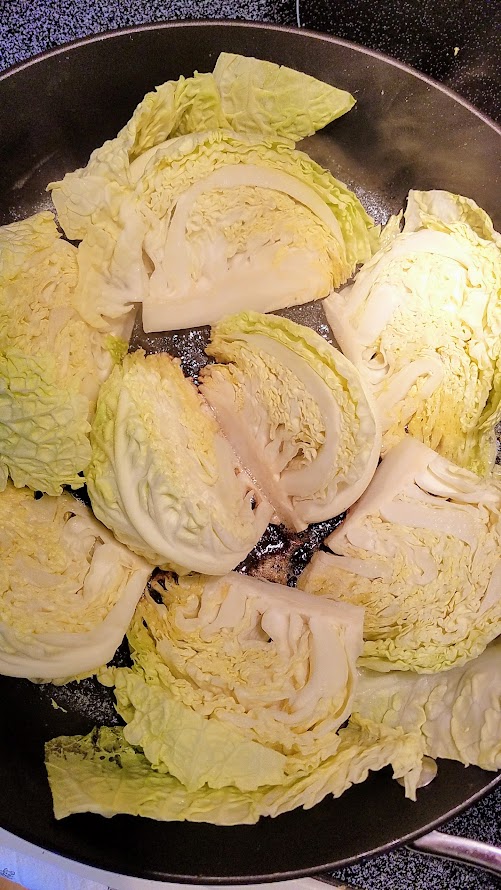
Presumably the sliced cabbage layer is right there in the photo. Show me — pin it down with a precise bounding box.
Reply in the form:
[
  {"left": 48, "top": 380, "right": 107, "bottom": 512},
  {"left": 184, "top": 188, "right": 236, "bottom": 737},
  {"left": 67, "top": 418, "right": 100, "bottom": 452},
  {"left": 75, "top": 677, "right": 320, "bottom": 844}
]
[
  {"left": 201, "top": 312, "right": 381, "bottom": 530},
  {"left": 86, "top": 350, "right": 273, "bottom": 574},
  {"left": 324, "top": 189, "right": 501, "bottom": 476},
  {"left": 0, "top": 483, "right": 151, "bottom": 680},
  {"left": 299, "top": 437, "right": 501, "bottom": 673},
  {"left": 104, "top": 571, "right": 364, "bottom": 761},
  {"left": 354, "top": 639, "right": 501, "bottom": 773},
  {"left": 0, "top": 212, "right": 128, "bottom": 494}
]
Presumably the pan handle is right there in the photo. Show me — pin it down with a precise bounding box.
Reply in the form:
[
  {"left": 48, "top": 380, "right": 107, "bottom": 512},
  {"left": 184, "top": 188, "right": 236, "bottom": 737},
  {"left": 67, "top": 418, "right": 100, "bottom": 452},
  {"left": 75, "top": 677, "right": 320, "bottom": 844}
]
[{"left": 409, "top": 830, "right": 501, "bottom": 877}]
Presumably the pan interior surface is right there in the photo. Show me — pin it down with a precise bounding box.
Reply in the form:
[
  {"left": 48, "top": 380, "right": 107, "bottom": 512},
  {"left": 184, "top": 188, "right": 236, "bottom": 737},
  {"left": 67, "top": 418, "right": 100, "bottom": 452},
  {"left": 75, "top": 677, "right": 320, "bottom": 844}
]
[{"left": 0, "top": 21, "right": 499, "bottom": 883}]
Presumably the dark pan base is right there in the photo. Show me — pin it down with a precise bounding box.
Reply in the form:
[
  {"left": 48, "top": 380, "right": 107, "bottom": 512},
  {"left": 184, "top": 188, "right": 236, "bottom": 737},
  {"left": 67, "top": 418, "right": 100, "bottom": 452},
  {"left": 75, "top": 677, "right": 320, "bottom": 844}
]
[{"left": 0, "top": 21, "right": 500, "bottom": 883}]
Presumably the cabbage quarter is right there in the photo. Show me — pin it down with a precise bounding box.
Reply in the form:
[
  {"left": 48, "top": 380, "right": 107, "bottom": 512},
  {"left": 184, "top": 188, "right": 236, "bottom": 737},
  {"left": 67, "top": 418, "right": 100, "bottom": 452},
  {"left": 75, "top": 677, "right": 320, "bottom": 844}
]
[{"left": 201, "top": 312, "right": 381, "bottom": 531}]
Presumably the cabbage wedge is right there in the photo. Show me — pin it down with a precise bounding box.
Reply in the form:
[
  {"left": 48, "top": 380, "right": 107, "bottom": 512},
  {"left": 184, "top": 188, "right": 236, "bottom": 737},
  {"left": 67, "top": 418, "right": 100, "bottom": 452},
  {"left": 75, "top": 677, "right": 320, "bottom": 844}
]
[
  {"left": 324, "top": 189, "right": 501, "bottom": 476},
  {"left": 107, "top": 572, "right": 364, "bottom": 760},
  {"left": 299, "top": 437, "right": 501, "bottom": 673},
  {"left": 49, "top": 54, "right": 363, "bottom": 331},
  {"left": 86, "top": 350, "right": 273, "bottom": 574},
  {"left": 0, "top": 483, "right": 151, "bottom": 680},
  {"left": 0, "top": 212, "right": 128, "bottom": 494},
  {"left": 201, "top": 312, "right": 381, "bottom": 530},
  {"left": 139, "top": 131, "right": 378, "bottom": 331},
  {"left": 45, "top": 572, "right": 428, "bottom": 823}
]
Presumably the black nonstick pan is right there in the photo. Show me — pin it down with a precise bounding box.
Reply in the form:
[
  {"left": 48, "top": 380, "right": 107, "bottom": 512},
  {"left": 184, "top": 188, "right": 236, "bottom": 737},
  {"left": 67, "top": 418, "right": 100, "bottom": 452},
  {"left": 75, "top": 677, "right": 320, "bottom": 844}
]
[{"left": 0, "top": 21, "right": 500, "bottom": 884}]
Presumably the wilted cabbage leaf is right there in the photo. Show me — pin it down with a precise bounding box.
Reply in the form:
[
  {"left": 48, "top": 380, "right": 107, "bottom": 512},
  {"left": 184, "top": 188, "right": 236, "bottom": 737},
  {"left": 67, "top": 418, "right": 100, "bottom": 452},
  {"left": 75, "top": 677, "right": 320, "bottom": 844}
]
[
  {"left": 45, "top": 716, "right": 423, "bottom": 823},
  {"left": 0, "top": 483, "right": 151, "bottom": 680},
  {"left": 201, "top": 312, "right": 381, "bottom": 530},
  {"left": 0, "top": 212, "right": 128, "bottom": 494},
  {"left": 354, "top": 638, "right": 501, "bottom": 772},
  {"left": 86, "top": 350, "right": 273, "bottom": 574},
  {"left": 45, "top": 571, "right": 427, "bottom": 822},
  {"left": 212, "top": 53, "right": 355, "bottom": 140},
  {"left": 299, "top": 437, "right": 501, "bottom": 673},
  {"left": 324, "top": 189, "right": 501, "bottom": 476}
]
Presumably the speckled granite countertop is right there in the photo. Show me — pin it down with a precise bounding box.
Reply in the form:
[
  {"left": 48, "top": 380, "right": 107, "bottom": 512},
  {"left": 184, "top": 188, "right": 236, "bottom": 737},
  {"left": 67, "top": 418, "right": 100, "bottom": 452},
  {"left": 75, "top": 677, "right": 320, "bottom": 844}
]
[{"left": 0, "top": 2, "right": 500, "bottom": 889}]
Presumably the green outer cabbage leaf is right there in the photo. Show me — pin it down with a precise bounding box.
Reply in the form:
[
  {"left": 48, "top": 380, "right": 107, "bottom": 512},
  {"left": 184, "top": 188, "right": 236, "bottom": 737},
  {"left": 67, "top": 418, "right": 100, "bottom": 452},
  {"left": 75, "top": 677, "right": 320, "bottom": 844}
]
[
  {"left": 354, "top": 639, "right": 501, "bottom": 772},
  {"left": 298, "top": 436, "right": 501, "bottom": 673},
  {"left": 323, "top": 189, "right": 501, "bottom": 476},
  {"left": 0, "top": 212, "right": 127, "bottom": 494},
  {"left": 212, "top": 52, "right": 355, "bottom": 140},
  {"left": 86, "top": 350, "right": 273, "bottom": 574},
  {"left": 200, "top": 311, "right": 381, "bottom": 530},
  {"left": 0, "top": 483, "right": 151, "bottom": 680},
  {"left": 45, "top": 718, "right": 423, "bottom": 823}
]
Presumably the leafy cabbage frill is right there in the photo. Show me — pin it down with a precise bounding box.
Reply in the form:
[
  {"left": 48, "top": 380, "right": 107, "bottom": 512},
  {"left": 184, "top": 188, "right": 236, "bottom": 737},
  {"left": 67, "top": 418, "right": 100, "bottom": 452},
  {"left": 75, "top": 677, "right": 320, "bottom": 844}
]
[
  {"left": 86, "top": 350, "right": 274, "bottom": 574},
  {"left": 0, "top": 483, "right": 151, "bottom": 681},
  {"left": 323, "top": 189, "right": 501, "bottom": 476},
  {"left": 201, "top": 311, "right": 381, "bottom": 530},
  {"left": 299, "top": 436, "right": 501, "bottom": 673}
]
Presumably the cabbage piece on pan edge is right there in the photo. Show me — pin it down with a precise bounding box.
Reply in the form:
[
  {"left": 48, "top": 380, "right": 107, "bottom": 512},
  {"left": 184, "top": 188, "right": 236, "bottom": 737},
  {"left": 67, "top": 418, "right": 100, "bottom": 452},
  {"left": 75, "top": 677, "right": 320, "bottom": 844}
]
[
  {"left": 86, "top": 350, "right": 274, "bottom": 575},
  {"left": 323, "top": 189, "right": 501, "bottom": 477},
  {"left": 0, "top": 483, "right": 151, "bottom": 681},
  {"left": 200, "top": 311, "right": 381, "bottom": 531},
  {"left": 299, "top": 437, "right": 501, "bottom": 673}
]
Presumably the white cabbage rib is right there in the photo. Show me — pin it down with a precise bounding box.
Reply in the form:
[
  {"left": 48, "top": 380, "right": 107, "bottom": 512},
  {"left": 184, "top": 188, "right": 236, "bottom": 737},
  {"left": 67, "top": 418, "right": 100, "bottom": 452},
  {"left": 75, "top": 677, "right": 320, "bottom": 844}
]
[
  {"left": 0, "top": 484, "right": 151, "bottom": 680},
  {"left": 299, "top": 437, "right": 501, "bottom": 672},
  {"left": 323, "top": 194, "right": 501, "bottom": 476},
  {"left": 201, "top": 312, "right": 381, "bottom": 531},
  {"left": 87, "top": 350, "right": 273, "bottom": 575}
]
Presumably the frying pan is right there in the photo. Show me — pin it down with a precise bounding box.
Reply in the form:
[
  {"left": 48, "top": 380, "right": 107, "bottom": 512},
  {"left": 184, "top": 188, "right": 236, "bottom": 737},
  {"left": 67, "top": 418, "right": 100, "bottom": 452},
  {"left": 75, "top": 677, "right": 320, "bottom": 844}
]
[{"left": 0, "top": 21, "right": 500, "bottom": 884}]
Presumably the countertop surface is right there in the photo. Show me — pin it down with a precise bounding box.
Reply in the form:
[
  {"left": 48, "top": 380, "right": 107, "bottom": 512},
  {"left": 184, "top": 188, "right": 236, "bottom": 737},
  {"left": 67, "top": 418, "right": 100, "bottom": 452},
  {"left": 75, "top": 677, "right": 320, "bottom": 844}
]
[{"left": 0, "top": 2, "right": 500, "bottom": 890}]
